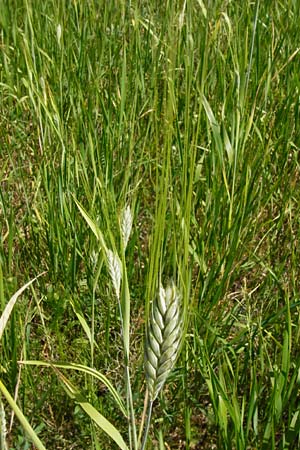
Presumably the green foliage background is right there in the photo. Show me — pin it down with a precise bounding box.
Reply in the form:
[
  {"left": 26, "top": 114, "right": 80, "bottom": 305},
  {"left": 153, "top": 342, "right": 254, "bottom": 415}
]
[{"left": 0, "top": 0, "right": 300, "bottom": 448}]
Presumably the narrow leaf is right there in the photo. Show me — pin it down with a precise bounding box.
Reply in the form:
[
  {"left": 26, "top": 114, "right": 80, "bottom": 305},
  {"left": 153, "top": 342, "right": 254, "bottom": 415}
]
[
  {"left": 70, "top": 300, "right": 94, "bottom": 347},
  {"left": 0, "top": 272, "right": 46, "bottom": 341},
  {"left": 20, "top": 360, "right": 127, "bottom": 417},
  {"left": 52, "top": 368, "right": 128, "bottom": 450},
  {"left": 73, "top": 197, "right": 108, "bottom": 253},
  {"left": 0, "top": 380, "right": 46, "bottom": 450},
  {"left": 80, "top": 401, "right": 129, "bottom": 450}
]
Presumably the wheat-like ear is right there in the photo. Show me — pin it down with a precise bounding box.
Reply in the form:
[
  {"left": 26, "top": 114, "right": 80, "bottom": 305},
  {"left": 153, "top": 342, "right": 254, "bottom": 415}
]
[
  {"left": 107, "top": 250, "right": 122, "bottom": 300},
  {"left": 0, "top": 398, "right": 8, "bottom": 450},
  {"left": 121, "top": 205, "right": 132, "bottom": 249},
  {"left": 144, "top": 282, "right": 183, "bottom": 401}
]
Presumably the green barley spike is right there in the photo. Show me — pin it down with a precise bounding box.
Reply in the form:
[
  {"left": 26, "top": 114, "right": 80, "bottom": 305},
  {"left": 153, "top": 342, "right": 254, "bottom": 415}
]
[{"left": 145, "top": 281, "right": 183, "bottom": 401}]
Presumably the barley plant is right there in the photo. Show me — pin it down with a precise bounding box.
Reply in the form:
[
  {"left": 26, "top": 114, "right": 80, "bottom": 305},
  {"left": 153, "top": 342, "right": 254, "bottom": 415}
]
[
  {"left": 145, "top": 283, "right": 183, "bottom": 403},
  {"left": 142, "top": 282, "right": 183, "bottom": 449},
  {"left": 1, "top": 0, "right": 300, "bottom": 449}
]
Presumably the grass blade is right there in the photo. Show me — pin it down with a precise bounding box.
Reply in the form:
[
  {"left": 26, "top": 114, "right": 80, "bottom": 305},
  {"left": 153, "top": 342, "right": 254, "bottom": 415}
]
[
  {"left": 52, "top": 367, "right": 129, "bottom": 450},
  {"left": 20, "top": 360, "right": 127, "bottom": 418},
  {"left": 0, "top": 272, "right": 46, "bottom": 341},
  {"left": 0, "top": 380, "right": 46, "bottom": 450}
]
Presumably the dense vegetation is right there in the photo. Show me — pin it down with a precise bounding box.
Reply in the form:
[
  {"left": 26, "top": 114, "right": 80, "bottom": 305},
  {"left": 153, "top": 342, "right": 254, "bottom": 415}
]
[{"left": 1, "top": 1, "right": 300, "bottom": 448}]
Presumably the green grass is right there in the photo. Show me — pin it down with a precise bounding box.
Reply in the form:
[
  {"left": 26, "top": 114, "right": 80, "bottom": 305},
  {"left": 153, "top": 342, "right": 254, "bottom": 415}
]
[{"left": 1, "top": 0, "right": 300, "bottom": 448}]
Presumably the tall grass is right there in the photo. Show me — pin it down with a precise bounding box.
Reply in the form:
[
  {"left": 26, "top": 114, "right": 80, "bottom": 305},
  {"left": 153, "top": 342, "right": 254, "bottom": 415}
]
[{"left": 1, "top": 0, "right": 300, "bottom": 448}]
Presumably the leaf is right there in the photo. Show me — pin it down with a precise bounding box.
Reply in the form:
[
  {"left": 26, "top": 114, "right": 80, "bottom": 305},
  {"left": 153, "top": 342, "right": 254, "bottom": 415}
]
[
  {"left": 80, "top": 401, "right": 128, "bottom": 450},
  {"left": 73, "top": 197, "right": 108, "bottom": 253},
  {"left": 70, "top": 299, "right": 94, "bottom": 347},
  {"left": 201, "top": 94, "right": 223, "bottom": 158},
  {"left": 20, "top": 360, "right": 127, "bottom": 417},
  {"left": 52, "top": 367, "right": 129, "bottom": 450},
  {"left": 0, "top": 272, "right": 46, "bottom": 341},
  {"left": 0, "top": 380, "right": 47, "bottom": 450}
]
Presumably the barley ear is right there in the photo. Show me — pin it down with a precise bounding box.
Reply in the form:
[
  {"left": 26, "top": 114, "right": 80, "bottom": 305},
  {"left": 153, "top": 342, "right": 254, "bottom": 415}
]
[
  {"left": 107, "top": 250, "right": 122, "bottom": 300},
  {"left": 144, "top": 282, "right": 183, "bottom": 401},
  {"left": 0, "top": 397, "right": 8, "bottom": 450},
  {"left": 121, "top": 205, "right": 133, "bottom": 249}
]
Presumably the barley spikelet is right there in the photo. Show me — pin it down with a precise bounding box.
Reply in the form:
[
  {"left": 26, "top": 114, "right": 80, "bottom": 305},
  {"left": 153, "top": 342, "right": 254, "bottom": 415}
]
[
  {"left": 107, "top": 250, "right": 122, "bottom": 299},
  {"left": 145, "top": 282, "right": 183, "bottom": 401},
  {"left": 0, "top": 398, "right": 8, "bottom": 450},
  {"left": 121, "top": 205, "right": 132, "bottom": 249}
]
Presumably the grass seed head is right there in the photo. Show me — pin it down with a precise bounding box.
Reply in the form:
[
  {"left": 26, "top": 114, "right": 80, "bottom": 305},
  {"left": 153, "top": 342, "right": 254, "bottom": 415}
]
[
  {"left": 0, "top": 399, "right": 8, "bottom": 450},
  {"left": 121, "top": 205, "right": 133, "bottom": 249},
  {"left": 107, "top": 250, "right": 122, "bottom": 299},
  {"left": 145, "top": 281, "right": 183, "bottom": 401}
]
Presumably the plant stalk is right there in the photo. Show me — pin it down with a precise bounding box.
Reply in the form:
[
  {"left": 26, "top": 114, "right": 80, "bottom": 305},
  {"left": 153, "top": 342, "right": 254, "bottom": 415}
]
[{"left": 140, "top": 400, "right": 154, "bottom": 450}]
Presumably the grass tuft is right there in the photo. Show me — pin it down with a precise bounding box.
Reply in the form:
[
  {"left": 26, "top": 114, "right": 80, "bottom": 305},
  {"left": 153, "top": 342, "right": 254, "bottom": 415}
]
[{"left": 1, "top": 0, "right": 300, "bottom": 448}]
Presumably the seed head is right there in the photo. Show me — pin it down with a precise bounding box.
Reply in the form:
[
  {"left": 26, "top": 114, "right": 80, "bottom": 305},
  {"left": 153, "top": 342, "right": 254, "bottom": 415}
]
[
  {"left": 121, "top": 205, "right": 132, "bottom": 249},
  {"left": 107, "top": 250, "right": 122, "bottom": 299},
  {"left": 145, "top": 282, "right": 183, "bottom": 401}
]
